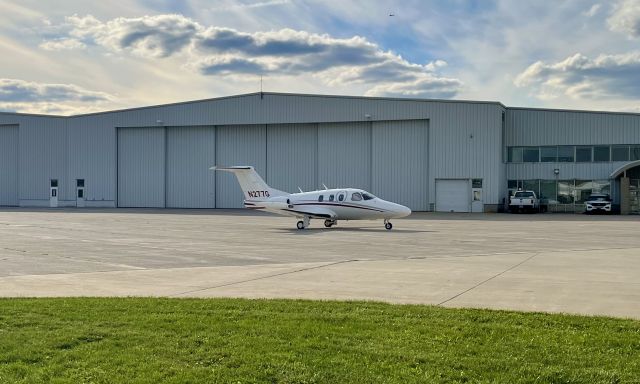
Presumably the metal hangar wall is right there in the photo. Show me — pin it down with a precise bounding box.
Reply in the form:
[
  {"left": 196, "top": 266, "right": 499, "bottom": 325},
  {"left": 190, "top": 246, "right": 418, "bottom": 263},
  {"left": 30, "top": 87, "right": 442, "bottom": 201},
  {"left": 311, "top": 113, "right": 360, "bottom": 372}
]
[{"left": 0, "top": 92, "right": 510, "bottom": 212}]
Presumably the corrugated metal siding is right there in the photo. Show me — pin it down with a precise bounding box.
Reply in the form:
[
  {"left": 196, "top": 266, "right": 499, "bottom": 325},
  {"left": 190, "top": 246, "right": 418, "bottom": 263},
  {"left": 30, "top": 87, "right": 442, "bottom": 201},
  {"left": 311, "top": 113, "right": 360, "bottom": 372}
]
[
  {"left": 166, "top": 126, "right": 216, "bottom": 208},
  {"left": 317, "top": 122, "right": 371, "bottom": 191},
  {"left": 0, "top": 125, "right": 19, "bottom": 206},
  {"left": 1, "top": 94, "right": 508, "bottom": 209},
  {"left": 506, "top": 162, "right": 631, "bottom": 181},
  {"left": 117, "top": 127, "right": 165, "bottom": 207},
  {"left": 16, "top": 116, "right": 68, "bottom": 204},
  {"left": 505, "top": 109, "right": 640, "bottom": 182},
  {"left": 67, "top": 118, "right": 116, "bottom": 204},
  {"left": 266, "top": 124, "right": 317, "bottom": 193},
  {"left": 215, "top": 124, "right": 267, "bottom": 208},
  {"left": 428, "top": 103, "right": 504, "bottom": 204},
  {"left": 372, "top": 120, "right": 429, "bottom": 210},
  {"left": 506, "top": 109, "right": 640, "bottom": 146}
]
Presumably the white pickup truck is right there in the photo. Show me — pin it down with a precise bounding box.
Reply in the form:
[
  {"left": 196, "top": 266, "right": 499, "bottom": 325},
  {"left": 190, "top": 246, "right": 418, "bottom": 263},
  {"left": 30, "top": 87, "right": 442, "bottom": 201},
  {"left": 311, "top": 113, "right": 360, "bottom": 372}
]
[{"left": 509, "top": 190, "right": 546, "bottom": 213}]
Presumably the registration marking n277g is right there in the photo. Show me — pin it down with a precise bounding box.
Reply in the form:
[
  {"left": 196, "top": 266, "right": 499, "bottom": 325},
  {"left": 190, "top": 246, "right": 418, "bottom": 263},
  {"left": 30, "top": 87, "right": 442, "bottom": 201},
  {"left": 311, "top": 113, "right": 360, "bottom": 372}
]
[{"left": 247, "top": 191, "right": 270, "bottom": 198}]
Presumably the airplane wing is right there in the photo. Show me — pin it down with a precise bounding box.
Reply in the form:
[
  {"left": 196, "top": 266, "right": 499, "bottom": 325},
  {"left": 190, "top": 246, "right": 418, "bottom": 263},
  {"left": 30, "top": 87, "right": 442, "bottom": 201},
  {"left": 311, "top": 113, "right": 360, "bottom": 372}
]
[{"left": 282, "top": 205, "right": 337, "bottom": 219}]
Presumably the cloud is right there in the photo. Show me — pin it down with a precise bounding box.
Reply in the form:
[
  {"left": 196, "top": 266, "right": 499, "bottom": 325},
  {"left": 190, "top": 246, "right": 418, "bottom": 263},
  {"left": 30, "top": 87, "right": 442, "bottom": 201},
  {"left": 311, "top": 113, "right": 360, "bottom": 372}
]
[
  {"left": 66, "top": 14, "right": 201, "bottom": 58},
  {"left": 40, "top": 14, "right": 462, "bottom": 99},
  {"left": 39, "top": 38, "right": 86, "bottom": 51},
  {"left": 584, "top": 4, "right": 602, "bottom": 17},
  {"left": 608, "top": 0, "right": 640, "bottom": 38},
  {"left": 515, "top": 52, "right": 640, "bottom": 100},
  {"left": 364, "top": 76, "right": 463, "bottom": 99},
  {"left": 0, "top": 78, "right": 114, "bottom": 114}
]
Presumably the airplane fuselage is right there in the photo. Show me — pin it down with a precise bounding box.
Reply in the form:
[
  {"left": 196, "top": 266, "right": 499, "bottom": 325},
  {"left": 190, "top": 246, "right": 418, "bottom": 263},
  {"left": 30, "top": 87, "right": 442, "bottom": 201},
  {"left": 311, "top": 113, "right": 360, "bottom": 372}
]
[
  {"left": 213, "top": 166, "right": 410, "bottom": 230},
  {"left": 244, "top": 188, "right": 411, "bottom": 221}
]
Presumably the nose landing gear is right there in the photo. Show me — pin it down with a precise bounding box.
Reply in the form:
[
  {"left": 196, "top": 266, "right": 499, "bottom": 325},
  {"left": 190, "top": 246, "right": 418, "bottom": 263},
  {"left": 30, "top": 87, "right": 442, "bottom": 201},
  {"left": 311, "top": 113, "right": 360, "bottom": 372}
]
[
  {"left": 296, "top": 216, "right": 311, "bottom": 230},
  {"left": 384, "top": 219, "right": 393, "bottom": 230}
]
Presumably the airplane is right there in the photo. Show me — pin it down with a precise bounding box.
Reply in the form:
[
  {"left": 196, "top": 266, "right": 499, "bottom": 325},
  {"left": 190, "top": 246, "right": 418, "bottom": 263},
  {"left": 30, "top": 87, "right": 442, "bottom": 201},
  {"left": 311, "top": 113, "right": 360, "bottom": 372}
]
[{"left": 211, "top": 166, "right": 411, "bottom": 230}]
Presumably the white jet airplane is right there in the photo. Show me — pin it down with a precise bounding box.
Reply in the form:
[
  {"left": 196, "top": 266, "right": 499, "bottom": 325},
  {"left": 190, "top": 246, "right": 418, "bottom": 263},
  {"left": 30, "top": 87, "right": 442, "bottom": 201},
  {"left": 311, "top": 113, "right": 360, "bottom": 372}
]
[{"left": 211, "top": 166, "right": 411, "bottom": 230}]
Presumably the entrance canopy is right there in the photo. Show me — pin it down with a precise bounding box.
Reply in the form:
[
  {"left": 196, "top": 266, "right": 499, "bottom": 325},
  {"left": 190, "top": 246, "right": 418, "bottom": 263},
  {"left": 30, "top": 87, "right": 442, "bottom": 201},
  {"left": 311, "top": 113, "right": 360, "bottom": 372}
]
[{"left": 609, "top": 160, "right": 640, "bottom": 178}]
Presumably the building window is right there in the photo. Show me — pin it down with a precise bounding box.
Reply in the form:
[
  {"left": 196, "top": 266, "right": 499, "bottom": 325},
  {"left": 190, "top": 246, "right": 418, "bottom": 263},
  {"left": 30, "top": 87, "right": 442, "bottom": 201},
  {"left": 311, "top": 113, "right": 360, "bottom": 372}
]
[
  {"left": 508, "top": 147, "right": 523, "bottom": 163},
  {"left": 522, "top": 147, "right": 539, "bottom": 162},
  {"left": 631, "top": 146, "right": 640, "bottom": 161},
  {"left": 557, "top": 146, "right": 575, "bottom": 162},
  {"left": 575, "top": 146, "right": 592, "bottom": 162},
  {"left": 540, "top": 146, "right": 557, "bottom": 162},
  {"left": 592, "top": 180, "right": 611, "bottom": 195},
  {"left": 472, "top": 179, "right": 483, "bottom": 188},
  {"left": 523, "top": 180, "right": 540, "bottom": 196},
  {"left": 593, "top": 146, "right": 610, "bottom": 162},
  {"left": 540, "top": 180, "right": 557, "bottom": 204},
  {"left": 557, "top": 180, "right": 575, "bottom": 204},
  {"left": 612, "top": 145, "right": 630, "bottom": 162},
  {"left": 575, "top": 180, "right": 593, "bottom": 203}
]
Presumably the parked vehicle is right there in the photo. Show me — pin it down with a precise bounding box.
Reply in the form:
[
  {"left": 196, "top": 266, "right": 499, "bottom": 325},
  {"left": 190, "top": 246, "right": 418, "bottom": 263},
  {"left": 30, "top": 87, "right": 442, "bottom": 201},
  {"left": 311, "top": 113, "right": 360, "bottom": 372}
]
[
  {"left": 584, "top": 193, "right": 612, "bottom": 214},
  {"left": 509, "top": 190, "right": 547, "bottom": 213}
]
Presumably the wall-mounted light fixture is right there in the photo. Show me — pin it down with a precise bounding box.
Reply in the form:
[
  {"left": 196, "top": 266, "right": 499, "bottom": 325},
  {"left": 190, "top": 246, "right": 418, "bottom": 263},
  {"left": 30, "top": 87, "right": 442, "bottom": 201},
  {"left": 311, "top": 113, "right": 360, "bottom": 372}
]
[{"left": 553, "top": 168, "right": 560, "bottom": 175}]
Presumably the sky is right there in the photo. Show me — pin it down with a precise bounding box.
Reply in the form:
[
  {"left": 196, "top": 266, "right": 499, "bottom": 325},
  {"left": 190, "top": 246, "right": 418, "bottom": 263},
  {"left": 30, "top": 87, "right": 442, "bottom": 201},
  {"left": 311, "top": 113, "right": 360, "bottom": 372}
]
[{"left": 1, "top": 0, "right": 639, "bottom": 115}]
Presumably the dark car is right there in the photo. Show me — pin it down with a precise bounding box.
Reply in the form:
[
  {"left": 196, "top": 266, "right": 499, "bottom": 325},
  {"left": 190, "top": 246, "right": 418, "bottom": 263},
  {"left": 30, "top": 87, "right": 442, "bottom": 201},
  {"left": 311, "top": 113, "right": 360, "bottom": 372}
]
[{"left": 585, "top": 193, "right": 612, "bottom": 214}]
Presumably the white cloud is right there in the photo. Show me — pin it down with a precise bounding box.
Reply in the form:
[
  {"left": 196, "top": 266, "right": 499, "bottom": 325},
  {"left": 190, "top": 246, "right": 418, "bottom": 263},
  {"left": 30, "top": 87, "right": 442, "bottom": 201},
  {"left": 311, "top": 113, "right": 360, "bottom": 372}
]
[
  {"left": 608, "top": 0, "right": 640, "bottom": 38},
  {"left": 39, "top": 38, "right": 85, "bottom": 50},
  {"left": 364, "top": 76, "right": 463, "bottom": 99},
  {"left": 515, "top": 52, "right": 640, "bottom": 100},
  {"left": 584, "top": 4, "right": 602, "bottom": 17},
  {"left": 0, "top": 78, "right": 114, "bottom": 114},
  {"left": 40, "top": 14, "right": 462, "bottom": 99}
]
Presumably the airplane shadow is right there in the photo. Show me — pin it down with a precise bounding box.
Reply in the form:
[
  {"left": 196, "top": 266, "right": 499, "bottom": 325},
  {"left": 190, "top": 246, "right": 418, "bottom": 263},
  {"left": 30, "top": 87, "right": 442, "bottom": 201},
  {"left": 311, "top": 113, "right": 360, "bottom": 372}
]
[{"left": 275, "top": 227, "right": 436, "bottom": 235}]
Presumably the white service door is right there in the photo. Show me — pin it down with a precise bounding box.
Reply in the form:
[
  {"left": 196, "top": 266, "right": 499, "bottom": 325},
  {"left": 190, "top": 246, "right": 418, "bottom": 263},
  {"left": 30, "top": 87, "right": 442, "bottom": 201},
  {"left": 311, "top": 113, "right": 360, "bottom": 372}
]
[{"left": 436, "top": 179, "right": 470, "bottom": 212}]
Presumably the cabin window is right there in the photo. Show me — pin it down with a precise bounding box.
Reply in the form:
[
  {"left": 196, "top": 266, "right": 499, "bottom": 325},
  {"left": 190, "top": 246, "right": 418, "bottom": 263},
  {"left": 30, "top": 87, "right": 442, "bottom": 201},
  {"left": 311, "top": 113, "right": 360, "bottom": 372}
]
[
  {"left": 338, "top": 194, "right": 344, "bottom": 202},
  {"left": 351, "top": 192, "right": 363, "bottom": 201},
  {"left": 329, "top": 195, "right": 335, "bottom": 201},
  {"left": 318, "top": 195, "right": 324, "bottom": 202},
  {"left": 362, "top": 193, "right": 375, "bottom": 200}
]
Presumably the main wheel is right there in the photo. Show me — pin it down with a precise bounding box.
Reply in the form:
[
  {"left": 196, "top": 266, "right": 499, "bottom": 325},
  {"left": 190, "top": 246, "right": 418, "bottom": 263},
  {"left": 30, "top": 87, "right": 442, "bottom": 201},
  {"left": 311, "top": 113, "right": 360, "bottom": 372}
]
[
  {"left": 296, "top": 220, "right": 305, "bottom": 230},
  {"left": 385, "top": 222, "right": 392, "bottom": 230},
  {"left": 324, "top": 219, "right": 334, "bottom": 228}
]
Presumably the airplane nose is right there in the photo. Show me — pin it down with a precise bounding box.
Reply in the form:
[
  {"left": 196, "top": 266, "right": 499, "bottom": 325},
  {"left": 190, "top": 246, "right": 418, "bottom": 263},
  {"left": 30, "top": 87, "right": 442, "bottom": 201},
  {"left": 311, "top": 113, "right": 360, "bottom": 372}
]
[
  {"left": 399, "top": 205, "right": 411, "bottom": 217},
  {"left": 391, "top": 203, "right": 411, "bottom": 218}
]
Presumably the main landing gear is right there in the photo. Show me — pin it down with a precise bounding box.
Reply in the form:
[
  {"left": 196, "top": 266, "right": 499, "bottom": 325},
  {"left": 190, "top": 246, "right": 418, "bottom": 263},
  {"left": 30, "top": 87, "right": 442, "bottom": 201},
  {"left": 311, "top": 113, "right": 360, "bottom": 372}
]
[
  {"left": 296, "top": 216, "right": 311, "bottom": 230},
  {"left": 384, "top": 219, "right": 393, "bottom": 230},
  {"left": 324, "top": 219, "right": 337, "bottom": 228}
]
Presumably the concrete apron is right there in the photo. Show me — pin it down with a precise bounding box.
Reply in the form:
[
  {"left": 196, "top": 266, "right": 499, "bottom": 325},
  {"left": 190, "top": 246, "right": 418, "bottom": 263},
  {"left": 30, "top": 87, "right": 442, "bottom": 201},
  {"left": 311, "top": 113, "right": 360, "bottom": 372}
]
[{"left": 2, "top": 247, "right": 639, "bottom": 320}]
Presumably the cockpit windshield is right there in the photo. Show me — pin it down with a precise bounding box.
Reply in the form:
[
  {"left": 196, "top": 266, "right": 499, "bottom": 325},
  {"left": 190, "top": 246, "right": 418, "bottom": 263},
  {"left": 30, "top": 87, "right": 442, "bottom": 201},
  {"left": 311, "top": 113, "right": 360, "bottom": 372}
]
[{"left": 362, "top": 192, "right": 375, "bottom": 200}]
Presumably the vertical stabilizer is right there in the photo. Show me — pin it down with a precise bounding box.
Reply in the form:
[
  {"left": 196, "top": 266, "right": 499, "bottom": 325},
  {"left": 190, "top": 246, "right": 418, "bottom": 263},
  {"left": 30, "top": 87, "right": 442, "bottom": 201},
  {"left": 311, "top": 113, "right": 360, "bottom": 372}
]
[{"left": 211, "top": 166, "right": 288, "bottom": 200}]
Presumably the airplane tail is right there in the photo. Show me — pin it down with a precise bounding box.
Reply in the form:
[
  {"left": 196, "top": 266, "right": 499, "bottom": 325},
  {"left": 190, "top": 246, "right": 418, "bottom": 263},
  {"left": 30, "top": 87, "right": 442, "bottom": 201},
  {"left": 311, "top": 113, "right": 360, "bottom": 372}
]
[{"left": 211, "top": 166, "right": 288, "bottom": 201}]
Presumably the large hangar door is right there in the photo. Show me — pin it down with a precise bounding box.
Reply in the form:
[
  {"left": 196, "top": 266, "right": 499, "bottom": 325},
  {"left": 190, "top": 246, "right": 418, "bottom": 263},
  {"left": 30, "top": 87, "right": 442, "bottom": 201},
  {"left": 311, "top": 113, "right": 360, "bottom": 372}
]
[
  {"left": 318, "top": 122, "right": 370, "bottom": 190},
  {"left": 436, "top": 179, "right": 470, "bottom": 212},
  {"left": 267, "top": 124, "right": 317, "bottom": 193},
  {"left": 0, "top": 125, "right": 19, "bottom": 206},
  {"left": 166, "top": 127, "right": 216, "bottom": 208},
  {"left": 216, "top": 125, "right": 266, "bottom": 208},
  {"left": 372, "top": 120, "right": 428, "bottom": 211},
  {"left": 117, "top": 128, "right": 165, "bottom": 208}
]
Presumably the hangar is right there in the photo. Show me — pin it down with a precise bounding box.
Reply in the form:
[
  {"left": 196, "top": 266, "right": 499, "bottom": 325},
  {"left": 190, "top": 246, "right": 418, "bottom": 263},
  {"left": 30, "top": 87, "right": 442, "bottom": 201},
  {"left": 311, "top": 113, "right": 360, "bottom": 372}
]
[{"left": 0, "top": 92, "right": 639, "bottom": 213}]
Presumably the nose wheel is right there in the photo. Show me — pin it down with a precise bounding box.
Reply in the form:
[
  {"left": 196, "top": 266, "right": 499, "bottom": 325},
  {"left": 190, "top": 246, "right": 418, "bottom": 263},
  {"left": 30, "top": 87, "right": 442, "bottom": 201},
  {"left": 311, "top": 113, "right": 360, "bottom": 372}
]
[
  {"left": 296, "top": 216, "right": 311, "bottom": 230},
  {"left": 384, "top": 220, "right": 392, "bottom": 230}
]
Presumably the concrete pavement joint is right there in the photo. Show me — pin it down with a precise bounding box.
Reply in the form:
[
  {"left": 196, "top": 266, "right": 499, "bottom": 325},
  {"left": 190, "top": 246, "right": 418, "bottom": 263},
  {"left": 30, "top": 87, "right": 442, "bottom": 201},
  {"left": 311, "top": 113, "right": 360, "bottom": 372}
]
[
  {"left": 437, "top": 253, "right": 541, "bottom": 306},
  {"left": 170, "top": 259, "right": 359, "bottom": 297}
]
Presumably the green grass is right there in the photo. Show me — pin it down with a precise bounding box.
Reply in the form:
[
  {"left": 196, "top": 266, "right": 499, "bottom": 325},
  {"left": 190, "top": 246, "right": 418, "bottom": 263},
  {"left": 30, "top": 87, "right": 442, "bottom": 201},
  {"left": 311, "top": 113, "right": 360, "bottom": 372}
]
[{"left": 0, "top": 299, "right": 638, "bottom": 383}]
